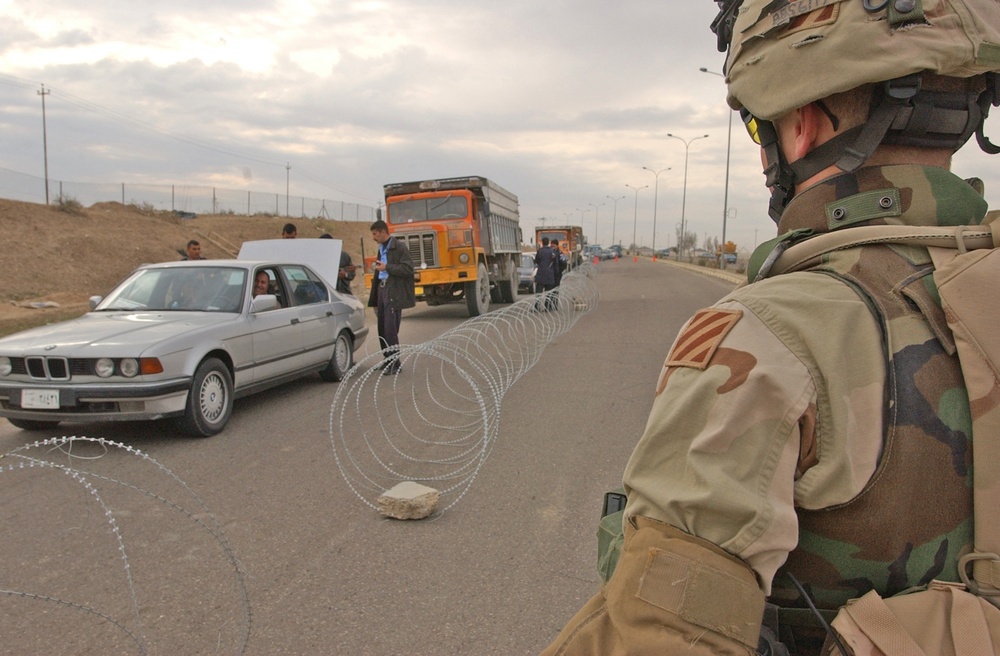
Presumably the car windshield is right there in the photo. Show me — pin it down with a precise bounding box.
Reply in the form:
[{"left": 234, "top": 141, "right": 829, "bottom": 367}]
[
  {"left": 388, "top": 195, "right": 469, "bottom": 224},
  {"left": 97, "top": 266, "right": 247, "bottom": 312},
  {"left": 521, "top": 254, "right": 534, "bottom": 268}
]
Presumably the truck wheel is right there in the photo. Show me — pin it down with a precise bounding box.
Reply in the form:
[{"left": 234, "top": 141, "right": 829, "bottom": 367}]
[
  {"left": 465, "top": 263, "right": 490, "bottom": 316},
  {"left": 176, "top": 357, "right": 233, "bottom": 437},
  {"left": 499, "top": 257, "right": 519, "bottom": 303},
  {"left": 320, "top": 330, "right": 353, "bottom": 382}
]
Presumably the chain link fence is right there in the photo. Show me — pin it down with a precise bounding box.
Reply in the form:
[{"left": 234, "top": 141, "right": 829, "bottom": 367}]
[{"left": 0, "top": 167, "right": 377, "bottom": 221}]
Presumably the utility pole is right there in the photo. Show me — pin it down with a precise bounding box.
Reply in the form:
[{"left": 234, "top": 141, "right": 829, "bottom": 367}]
[
  {"left": 285, "top": 163, "right": 291, "bottom": 216},
  {"left": 38, "top": 84, "right": 51, "bottom": 205}
]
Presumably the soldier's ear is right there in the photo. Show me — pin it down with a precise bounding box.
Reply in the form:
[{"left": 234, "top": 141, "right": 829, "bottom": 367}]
[{"left": 779, "top": 103, "right": 825, "bottom": 163}]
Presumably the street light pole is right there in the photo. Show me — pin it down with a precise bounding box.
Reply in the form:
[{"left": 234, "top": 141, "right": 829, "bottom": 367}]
[
  {"left": 607, "top": 195, "right": 626, "bottom": 248},
  {"left": 665, "top": 133, "right": 709, "bottom": 261},
  {"left": 700, "top": 67, "right": 733, "bottom": 269},
  {"left": 588, "top": 202, "right": 605, "bottom": 246},
  {"left": 625, "top": 183, "right": 647, "bottom": 254},
  {"left": 642, "top": 166, "right": 671, "bottom": 258},
  {"left": 576, "top": 208, "right": 590, "bottom": 246}
]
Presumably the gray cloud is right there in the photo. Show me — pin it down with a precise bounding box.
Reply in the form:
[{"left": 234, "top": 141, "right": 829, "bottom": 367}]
[{"left": 2, "top": 2, "right": 997, "bottom": 253}]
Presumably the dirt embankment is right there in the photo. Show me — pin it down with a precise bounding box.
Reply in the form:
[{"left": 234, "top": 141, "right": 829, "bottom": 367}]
[{"left": 0, "top": 198, "right": 375, "bottom": 336}]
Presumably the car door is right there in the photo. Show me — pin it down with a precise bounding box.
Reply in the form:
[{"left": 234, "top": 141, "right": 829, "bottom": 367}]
[
  {"left": 280, "top": 264, "right": 338, "bottom": 368},
  {"left": 248, "top": 267, "right": 305, "bottom": 382}
]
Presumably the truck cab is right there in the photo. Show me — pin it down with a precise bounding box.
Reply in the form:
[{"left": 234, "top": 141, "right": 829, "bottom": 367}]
[{"left": 368, "top": 177, "right": 522, "bottom": 317}]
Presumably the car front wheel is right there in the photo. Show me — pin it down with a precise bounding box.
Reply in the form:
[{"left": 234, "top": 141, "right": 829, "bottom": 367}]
[
  {"left": 176, "top": 357, "right": 233, "bottom": 437},
  {"left": 320, "top": 331, "right": 353, "bottom": 382}
]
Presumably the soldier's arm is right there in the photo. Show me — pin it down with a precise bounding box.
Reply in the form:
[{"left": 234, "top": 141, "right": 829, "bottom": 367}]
[{"left": 544, "top": 275, "right": 885, "bottom": 654}]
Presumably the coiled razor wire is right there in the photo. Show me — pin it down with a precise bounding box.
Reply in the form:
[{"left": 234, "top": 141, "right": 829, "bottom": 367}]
[
  {"left": 329, "top": 262, "right": 600, "bottom": 514},
  {"left": 0, "top": 436, "right": 251, "bottom": 654}
]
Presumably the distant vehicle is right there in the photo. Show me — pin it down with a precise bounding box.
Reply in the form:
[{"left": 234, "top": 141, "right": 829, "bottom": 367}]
[
  {"left": 517, "top": 253, "right": 536, "bottom": 293},
  {"left": 372, "top": 176, "right": 523, "bottom": 317},
  {"left": 0, "top": 254, "right": 369, "bottom": 437},
  {"left": 607, "top": 244, "right": 623, "bottom": 258},
  {"left": 537, "top": 226, "right": 585, "bottom": 268},
  {"left": 724, "top": 253, "right": 738, "bottom": 264}
]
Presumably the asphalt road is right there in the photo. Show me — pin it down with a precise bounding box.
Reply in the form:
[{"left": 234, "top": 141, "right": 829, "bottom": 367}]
[{"left": 0, "top": 258, "right": 739, "bottom": 655}]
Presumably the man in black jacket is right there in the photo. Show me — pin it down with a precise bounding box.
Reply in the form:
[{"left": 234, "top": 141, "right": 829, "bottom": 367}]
[{"left": 366, "top": 220, "right": 415, "bottom": 375}]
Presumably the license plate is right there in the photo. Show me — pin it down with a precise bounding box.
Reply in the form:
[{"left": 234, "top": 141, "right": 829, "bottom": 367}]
[
  {"left": 22, "top": 389, "right": 59, "bottom": 409},
  {"left": 415, "top": 286, "right": 424, "bottom": 295}
]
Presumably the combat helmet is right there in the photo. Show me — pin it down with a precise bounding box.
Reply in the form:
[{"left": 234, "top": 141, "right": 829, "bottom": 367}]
[{"left": 711, "top": 0, "right": 1000, "bottom": 221}]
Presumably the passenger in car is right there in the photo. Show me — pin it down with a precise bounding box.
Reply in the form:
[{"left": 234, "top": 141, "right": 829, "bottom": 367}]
[
  {"left": 253, "top": 270, "right": 284, "bottom": 308},
  {"left": 253, "top": 271, "right": 270, "bottom": 298}
]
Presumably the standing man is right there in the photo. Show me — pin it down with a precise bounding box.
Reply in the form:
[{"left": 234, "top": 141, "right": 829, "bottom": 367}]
[
  {"left": 544, "top": 1, "right": 1000, "bottom": 654},
  {"left": 181, "top": 239, "right": 204, "bottom": 260},
  {"left": 321, "top": 233, "right": 356, "bottom": 295},
  {"left": 533, "top": 237, "right": 557, "bottom": 300},
  {"left": 366, "top": 220, "right": 414, "bottom": 375},
  {"left": 550, "top": 239, "right": 567, "bottom": 287},
  {"left": 281, "top": 223, "right": 297, "bottom": 239}
]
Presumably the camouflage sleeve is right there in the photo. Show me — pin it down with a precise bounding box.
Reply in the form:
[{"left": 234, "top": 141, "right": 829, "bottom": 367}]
[{"left": 623, "top": 273, "right": 885, "bottom": 593}]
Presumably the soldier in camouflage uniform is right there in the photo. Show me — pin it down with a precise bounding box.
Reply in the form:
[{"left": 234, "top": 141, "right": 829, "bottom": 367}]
[{"left": 543, "top": 1, "right": 1000, "bottom": 655}]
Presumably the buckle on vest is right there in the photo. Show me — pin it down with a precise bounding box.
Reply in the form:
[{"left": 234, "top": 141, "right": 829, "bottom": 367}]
[{"left": 959, "top": 552, "right": 1000, "bottom": 597}]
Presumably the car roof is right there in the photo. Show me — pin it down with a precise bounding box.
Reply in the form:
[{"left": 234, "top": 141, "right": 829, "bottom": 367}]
[
  {"left": 142, "top": 259, "right": 275, "bottom": 269},
  {"left": 138, "top": 259, "right": 336, "bottom": 287}
]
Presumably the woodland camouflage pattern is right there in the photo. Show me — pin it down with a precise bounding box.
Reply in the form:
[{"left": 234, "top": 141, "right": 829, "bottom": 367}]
[{"left": 622, "top": 165, "right": 987, "bottom": 636}]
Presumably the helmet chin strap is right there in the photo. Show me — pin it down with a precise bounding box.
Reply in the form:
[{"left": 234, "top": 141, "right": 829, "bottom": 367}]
[{"left": 755, "top": 118, "right": 796, "bottom": 223}]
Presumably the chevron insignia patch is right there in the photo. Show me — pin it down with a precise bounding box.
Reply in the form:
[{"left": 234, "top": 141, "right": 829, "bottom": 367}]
[{"left": 665, "top": 309, "right": 743, "bottom": 370}]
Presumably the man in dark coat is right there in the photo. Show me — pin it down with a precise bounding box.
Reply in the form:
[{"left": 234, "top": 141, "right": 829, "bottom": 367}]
[
  {"left": 366, "top": 220, "right": 415, "bottom": 375},
  {"left": 534, "top": 237, "right": 558, "bottom": 310}
]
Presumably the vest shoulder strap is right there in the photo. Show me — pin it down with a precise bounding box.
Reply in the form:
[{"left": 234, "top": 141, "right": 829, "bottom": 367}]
[{"left": 762, "top": 224, "right": 1000, "bottom": 279}]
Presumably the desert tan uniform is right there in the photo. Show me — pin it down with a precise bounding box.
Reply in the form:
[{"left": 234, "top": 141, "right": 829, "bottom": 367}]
[{"left": 544, "top": 165, "right": 985, "bottom": 655}]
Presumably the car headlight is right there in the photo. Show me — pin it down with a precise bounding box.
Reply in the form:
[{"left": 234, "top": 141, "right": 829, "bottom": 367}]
[
  {"left": 119, "top": 358, "right": 139, "bottom": 378},
  {"left": 458, "top": 253, "right": 470, "bottom": 264},
  {"left": 95, "top": 358, "right": 115, "bottom": 378},
  {"left": 0, "top": 356, "right": 10, "bottom": 376}
]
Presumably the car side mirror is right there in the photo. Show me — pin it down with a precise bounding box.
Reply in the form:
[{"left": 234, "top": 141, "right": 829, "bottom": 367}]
[
  {"left": 88, "top": 295, "right": 103, "bottom": 310},
  {"left": 251, "top": 294, "right": 279, "bottom": 313}
]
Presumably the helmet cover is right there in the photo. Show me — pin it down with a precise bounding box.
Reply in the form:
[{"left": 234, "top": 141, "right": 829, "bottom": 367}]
[{"left": 722, "top": 0, "right": 1000, "bottom": 120}]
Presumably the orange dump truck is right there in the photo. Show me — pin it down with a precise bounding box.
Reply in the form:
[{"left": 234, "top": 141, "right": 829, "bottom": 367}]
[
  {"left": 535, "top": 225, "right": 584, "bottom": 269},
  {"left": 368, "top": 176, "right": 522, "bottom": 316}
]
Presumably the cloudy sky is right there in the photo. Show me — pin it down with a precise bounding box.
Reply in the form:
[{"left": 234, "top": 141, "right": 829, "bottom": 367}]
[{"left": 2, "top": 1, "right": 999, "bottom": 254}]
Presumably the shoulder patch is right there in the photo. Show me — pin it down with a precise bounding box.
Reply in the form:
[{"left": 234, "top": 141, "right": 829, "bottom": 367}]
[{"left": 665, "top": 309, "right": 744, "bottom": 370}]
